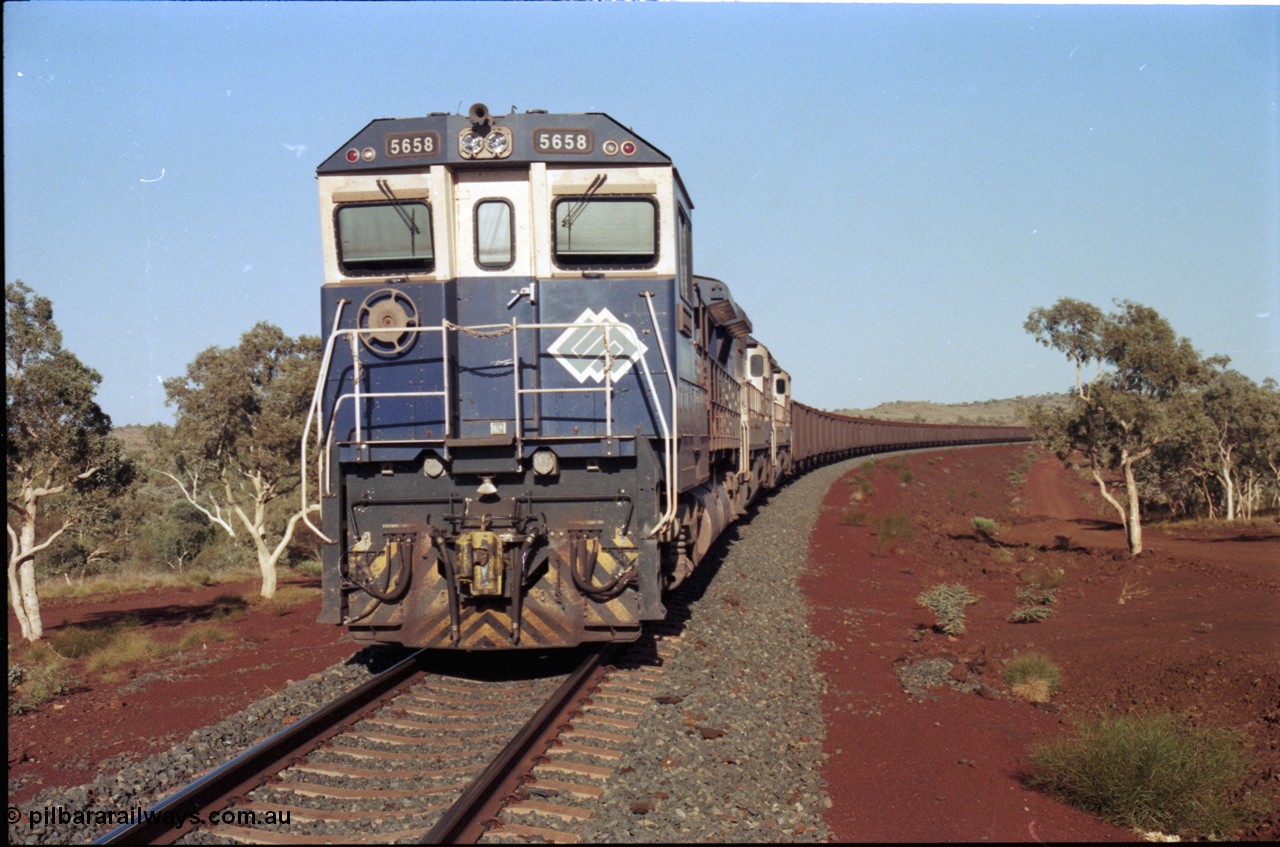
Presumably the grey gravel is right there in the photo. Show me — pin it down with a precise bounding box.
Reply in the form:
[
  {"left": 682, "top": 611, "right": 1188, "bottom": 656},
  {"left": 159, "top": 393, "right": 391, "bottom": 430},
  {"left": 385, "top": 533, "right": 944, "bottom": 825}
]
[
  {"left": 572, "top": 459, "right": 870, "bottom": 843},
  {"left": 8, "top": 645, "right": 406, "bottom": 845}
]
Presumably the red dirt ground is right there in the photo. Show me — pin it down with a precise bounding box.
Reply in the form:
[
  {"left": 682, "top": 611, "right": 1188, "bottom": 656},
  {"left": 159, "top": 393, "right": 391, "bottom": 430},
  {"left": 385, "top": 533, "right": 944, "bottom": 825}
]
[
  {"left": 804, "top": 445, "right": 1279, "bottom": 841},
  {"left": 7, "top": 447, "right": 1277, "bottom": 842},
  {"left": 7, "top": 576, "right": 354, "bottom": 806}
]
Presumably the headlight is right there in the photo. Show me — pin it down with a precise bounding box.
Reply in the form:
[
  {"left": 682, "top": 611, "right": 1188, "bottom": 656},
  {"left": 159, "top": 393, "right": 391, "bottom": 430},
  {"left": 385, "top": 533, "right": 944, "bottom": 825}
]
[
  {"left": 485, "top": 131, "right": 509, "bottom": 156},
  {"left": 423, "top": 454, "right": 447, "bottom": 478},
  {"left": 531, "top": 449, "right": 559, "bottom": 477},
  {"left": 460, "top": 133, "right": 485, "bottom": 156}
]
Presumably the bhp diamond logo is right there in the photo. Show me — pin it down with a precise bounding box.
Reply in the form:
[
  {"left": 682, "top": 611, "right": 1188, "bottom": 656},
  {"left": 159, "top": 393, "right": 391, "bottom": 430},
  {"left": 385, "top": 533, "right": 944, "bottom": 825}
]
[{"left": 549, "top": 308, "right": 648, "bottom": 384}]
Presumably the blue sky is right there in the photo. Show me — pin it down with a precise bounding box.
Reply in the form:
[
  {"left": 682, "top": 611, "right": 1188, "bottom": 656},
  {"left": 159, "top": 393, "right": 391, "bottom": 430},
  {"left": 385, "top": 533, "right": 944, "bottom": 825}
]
[{"left": 5, "top": 2, "right": 1277, "bottom": 425}]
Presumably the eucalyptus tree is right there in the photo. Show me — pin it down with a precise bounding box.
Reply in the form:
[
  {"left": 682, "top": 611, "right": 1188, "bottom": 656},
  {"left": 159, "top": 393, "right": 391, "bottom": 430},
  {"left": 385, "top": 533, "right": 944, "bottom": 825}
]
[
  {"left": 155, "top": 322, "right": 320, "bottom": 597},
  {"left": 1191, "top": 367, "right": 1277, "bottom": 521},
  {"left": 1026, "top": 299, "right": 1206, "bottom": 555},
  {"left": 6, "top": 280, "right": 133, "bottom": 641}
]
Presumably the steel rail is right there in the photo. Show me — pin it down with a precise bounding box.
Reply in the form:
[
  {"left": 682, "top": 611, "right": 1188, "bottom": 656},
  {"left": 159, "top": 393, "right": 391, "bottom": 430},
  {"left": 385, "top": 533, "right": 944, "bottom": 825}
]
[
  {"left": 93, "top": 648, "right": 431, "bottom": 846},
  {"left": 421, "top": 644, "right": 616, "bottom": 844}
]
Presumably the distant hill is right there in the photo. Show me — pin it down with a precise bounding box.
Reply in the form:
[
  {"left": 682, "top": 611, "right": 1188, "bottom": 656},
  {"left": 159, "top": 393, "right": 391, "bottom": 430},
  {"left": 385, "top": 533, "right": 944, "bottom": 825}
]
[
  {"left": 114, "top": 424, "right": 156, "bottom": 460},
  {"left": 832, "top": 394, "right": 1071, "bottom": 427}
]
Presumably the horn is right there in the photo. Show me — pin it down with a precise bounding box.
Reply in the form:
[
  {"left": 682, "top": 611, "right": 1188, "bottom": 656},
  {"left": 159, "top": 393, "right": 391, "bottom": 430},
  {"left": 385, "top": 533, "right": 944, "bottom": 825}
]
[{"left": 467, "top": 102, "right": 490, "bottom": 124}]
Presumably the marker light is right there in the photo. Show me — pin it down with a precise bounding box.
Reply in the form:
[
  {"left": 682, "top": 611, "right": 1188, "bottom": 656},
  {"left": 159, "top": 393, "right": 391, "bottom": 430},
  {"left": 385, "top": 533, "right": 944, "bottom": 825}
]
[
  {"left": 345, "top": 148, "right": 360, "bottom": 163},
  {"left": 621, "top": 141, "right": 637, "bottom": 156}
]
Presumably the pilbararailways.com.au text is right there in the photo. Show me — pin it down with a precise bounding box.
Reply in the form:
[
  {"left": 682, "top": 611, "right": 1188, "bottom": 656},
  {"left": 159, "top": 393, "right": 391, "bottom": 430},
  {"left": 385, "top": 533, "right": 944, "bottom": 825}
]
[{"left": 11, "top": 804, "right": 292, "bottom": 830}]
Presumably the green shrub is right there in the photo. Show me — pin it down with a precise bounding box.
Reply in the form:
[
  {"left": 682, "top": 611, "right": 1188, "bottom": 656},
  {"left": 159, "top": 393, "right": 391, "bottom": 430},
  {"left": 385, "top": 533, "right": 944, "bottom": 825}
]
[
  {"left": 85, "top": 631, "right": 172, "bottom": 672},
  {"left": 1007, "top": 605, "right": 1053, "bottom": 624},
  {"left": 177, "top": 622, "right": 234, "bottom": 650},
  {"left": 48, "top": 626, "right": 114, "bottom": 659},
  {"left": 1026, "top": 565, "right": 1065, "bottom": 591},
  {"left": 1004, "top": 652, "right": 1060, "bottom": 700},
  {"left": 871, "top": 513, "right": 914, "bottom": 552},
  {"left": 1028, "top": 713, "right": 1259, "bottom": 839},
  {"left": 972, "top": 516, "right": 999, "bottom": 537},
  {"left": 206, "top": 594, "right": 250, "bottom": 620},
  {"left": 845, "top": 471, "right": 875, "bottom": 496},
  {"left": 900, "top": 467, "right": 915, "bottom": 484},
  {"left": 917, "top": 583, "right": 981, "bottom": 636},
  {"left": 838, "top": 508, "right": 868, "bottom": 526},
  {"left": 1017, "top": 586, "right": 1058, "bottom": 606},
  {"left": 184, "top": 570, "right": 216, "bottom": 587},
  {"left": 10, "top": 663, "right": 78, "bottom": 714},
  {"left": 1004, "top": 651, "right": 1061, "bottom": 696},
  {"left": 296, "top": 559, "right": 324, "bottom": 578}
]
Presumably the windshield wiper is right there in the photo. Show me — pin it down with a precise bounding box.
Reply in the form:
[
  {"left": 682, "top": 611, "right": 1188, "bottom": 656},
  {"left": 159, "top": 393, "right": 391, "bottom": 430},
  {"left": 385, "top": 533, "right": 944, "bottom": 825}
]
[
  {"left": 560, "top": 173, "right": 608, "bottom": 242},
  {"left": 377, "top": 179, "right": 421, "bottom": 236}
]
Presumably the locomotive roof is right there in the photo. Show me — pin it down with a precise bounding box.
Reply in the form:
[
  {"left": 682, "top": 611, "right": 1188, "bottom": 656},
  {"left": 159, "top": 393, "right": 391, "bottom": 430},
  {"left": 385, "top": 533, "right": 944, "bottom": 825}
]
[{"left": 318, "top": 106, "right": 673, "bottom": 174}]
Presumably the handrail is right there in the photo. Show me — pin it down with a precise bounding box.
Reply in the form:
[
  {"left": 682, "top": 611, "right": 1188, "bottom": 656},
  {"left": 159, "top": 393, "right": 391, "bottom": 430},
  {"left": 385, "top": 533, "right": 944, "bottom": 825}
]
[
  {"left": 641, "top": 291, "right": 678, "bottom": 538},
  {"left": 299, "top": 300, "right": 347, "bottom": 543},
  {"left": 305, "top": 311, "right": 673, "bottom": 515}
]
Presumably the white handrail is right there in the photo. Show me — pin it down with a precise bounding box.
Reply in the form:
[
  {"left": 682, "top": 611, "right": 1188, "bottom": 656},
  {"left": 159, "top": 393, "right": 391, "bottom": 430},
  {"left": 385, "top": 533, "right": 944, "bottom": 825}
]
[
  {"left": 304, "top": 301, "right": 684, "bottom": 551},
  {"left": 641, "top": 292, "right": 679, "bottom": 538},
  {"left": 312, "top": 316, "right": 659, "bottom": 460},
  {"left": 299, "top": 300, "right": 347, "bottom": 543}
]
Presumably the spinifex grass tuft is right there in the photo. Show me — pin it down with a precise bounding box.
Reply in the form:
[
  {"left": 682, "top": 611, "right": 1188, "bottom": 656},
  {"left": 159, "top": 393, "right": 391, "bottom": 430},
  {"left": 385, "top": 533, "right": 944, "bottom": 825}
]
[
  {"left": 917, "top": 583, "right": 980, "bottom": 636},
  {"left": 1028, "top": 713, "right": 1259, "bottom": 839}
]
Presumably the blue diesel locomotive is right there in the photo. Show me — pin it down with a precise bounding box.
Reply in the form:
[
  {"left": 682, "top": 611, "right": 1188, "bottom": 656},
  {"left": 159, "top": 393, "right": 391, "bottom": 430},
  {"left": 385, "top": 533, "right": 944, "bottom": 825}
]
[{"left": 304, "top": 104, "right": 1028, "bottom": 650}]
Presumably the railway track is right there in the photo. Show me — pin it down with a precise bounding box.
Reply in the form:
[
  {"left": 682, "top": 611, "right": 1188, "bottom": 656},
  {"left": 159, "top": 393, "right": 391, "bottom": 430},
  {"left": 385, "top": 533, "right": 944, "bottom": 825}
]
[
  {"left": 86, "top": 647, "right": 599, "bottom": 844},
  {"left": 91, "top": 644, "right": 639, "bottom": 845}
]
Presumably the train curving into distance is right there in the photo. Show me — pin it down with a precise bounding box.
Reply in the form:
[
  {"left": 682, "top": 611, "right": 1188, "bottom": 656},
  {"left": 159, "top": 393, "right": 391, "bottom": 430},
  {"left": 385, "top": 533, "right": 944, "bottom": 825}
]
[{"left": 303, "top": 103, "right": 1029, "bottom": 651}]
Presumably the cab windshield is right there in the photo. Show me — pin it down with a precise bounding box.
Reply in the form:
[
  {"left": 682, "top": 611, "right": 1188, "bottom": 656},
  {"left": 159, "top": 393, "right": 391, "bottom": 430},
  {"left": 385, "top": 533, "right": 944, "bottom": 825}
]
[
  {"left": 337, "top": 202, "right": 434, "bottom": 274},
  {"left": 553, "top": 197, "right": 656, "bottom": 269}
]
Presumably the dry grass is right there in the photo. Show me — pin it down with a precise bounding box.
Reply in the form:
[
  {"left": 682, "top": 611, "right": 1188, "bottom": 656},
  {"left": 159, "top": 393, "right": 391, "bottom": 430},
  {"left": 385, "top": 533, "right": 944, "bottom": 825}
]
[
  {"left": 1011, "top": 678, "right": 1054, "bottom": 703},
  {"left": 871, "top": 512, "right": 915, "bottom": 553},
  {"left": 1003, "top": 652, "right": 1061, "bottom": 699},
  {"left": 248, "top": 585, "right": 322, "bottom": 616},
  {"left": 177, "top": 621, "right": 235, "bottom": 650},
  {"left": 39, "top": 565, "right": 261, "bottom": 602},
  {"left": 85, "top": 631, "right": 175, "bottom": 672}
]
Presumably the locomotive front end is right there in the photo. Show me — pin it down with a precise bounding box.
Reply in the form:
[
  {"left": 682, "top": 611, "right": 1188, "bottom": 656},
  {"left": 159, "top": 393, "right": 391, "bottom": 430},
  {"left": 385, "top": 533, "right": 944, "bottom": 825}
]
[{"left": 305, "top": 105, "right": 688, "bottom": 649}]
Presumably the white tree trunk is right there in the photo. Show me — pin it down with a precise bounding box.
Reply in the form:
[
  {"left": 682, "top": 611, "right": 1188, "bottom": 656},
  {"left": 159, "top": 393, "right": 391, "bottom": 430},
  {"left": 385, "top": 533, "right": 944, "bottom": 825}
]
[
  {"left": 8, "top": 557, "right": 35, "bottom": 641},
  {"left": 18, "top": 558, "right": 43, "bottom": 640},
  {"left": 1217, "top": 457, "right": 1236, "bottom": 522},
  {"left": 1122, "top": 457, "right": 1144, "bottom": 556}
]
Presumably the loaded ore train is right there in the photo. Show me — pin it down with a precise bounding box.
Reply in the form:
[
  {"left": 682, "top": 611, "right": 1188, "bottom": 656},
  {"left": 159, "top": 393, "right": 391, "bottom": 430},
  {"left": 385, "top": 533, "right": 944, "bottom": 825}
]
[{"left": 303, "top": 104, "right": 1029, "bottom": 650}]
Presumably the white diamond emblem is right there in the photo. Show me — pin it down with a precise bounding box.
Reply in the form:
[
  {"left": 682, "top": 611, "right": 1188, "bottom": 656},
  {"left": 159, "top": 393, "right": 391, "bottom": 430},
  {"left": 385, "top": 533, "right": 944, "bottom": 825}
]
[{"left": 548, "top": 308, "right": 648, "bottom": 384}]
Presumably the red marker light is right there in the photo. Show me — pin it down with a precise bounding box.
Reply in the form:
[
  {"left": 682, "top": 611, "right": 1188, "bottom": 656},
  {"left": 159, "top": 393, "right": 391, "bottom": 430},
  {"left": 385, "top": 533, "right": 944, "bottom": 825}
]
[
  {"left": 345, "top": 148, "right": 360, "bottom": 163},
  {"left": 621, "top": 141, "right": 637, "bottom": 156}
]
